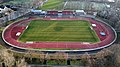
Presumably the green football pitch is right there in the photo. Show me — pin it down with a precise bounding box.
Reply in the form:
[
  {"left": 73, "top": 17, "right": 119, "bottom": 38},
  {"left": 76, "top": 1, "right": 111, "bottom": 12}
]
[
  {"left": 19, "top": 20, "right": 100, "bottom": 43},
  {"left": 37, "top": 0, "right": 64, "bottom": 10}
]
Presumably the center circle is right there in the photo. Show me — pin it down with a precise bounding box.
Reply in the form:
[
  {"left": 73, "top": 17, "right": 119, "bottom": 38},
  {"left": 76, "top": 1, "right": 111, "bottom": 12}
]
[{"left": 54, "top": 26, "right": 63, "bottom": 32}]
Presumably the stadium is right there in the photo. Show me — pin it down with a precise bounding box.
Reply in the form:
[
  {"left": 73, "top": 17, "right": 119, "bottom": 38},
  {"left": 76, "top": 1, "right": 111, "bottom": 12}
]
[{"left": 2, "top": 0, "right": 117, "bottom": 53}]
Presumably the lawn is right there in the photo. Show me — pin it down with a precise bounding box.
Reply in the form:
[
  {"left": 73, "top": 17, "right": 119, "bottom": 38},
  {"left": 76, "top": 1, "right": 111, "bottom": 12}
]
[
  {"left": 37, "top": 0, "right": 64, "bottom": 10},
  {"left": 19, "top": 20, "right": 100, "bottom": 43}
]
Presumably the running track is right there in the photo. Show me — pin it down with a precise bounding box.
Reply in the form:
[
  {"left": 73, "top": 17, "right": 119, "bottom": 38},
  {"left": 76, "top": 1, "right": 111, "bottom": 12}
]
[{"left": 2, "top": 17, "right": 116, "bottom": 51}]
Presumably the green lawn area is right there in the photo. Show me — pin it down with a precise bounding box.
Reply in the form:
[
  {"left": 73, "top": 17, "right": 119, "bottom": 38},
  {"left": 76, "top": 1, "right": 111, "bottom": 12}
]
[
  {"left": 19, "top": 20, "right": 100, "bottom": 43},
  {"left": 0, "top": 45, "right": 2, "bottom": 49},
  {"left": 37, "top": 0, "right": 64, "bottom": 10}
]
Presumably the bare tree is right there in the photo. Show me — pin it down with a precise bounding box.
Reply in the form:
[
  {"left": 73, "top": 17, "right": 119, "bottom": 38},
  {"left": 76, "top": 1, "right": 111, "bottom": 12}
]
[
  {"left": 16, "top": 58, "right": 28, "bottom": 67},
  {"left": 0, "top": 49, "right": 15, "bottom": 67},
  {"left": 81, "top": 52, "right": 91, "bottom": 66}
]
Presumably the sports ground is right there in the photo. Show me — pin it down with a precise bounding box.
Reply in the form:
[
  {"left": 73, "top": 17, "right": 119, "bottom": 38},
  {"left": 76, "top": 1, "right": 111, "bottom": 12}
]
[
  {"left": 2, "top": 17, "right": 116, "bottom": 51},
  {"left": 19, "top": 20, "right": 100, "bottom": 43},
  {"left": 1, "top": 0, "right": 117, "bottom": 52},
  {"left": 37, "top": 0, "right": 106, "bottom": 10},
  {"left": 38, "top": 0, "right": 64, "bottom": 10}
]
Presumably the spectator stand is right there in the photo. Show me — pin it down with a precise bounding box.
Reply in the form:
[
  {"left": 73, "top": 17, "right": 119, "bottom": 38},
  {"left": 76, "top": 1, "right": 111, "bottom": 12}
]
[{"left": 75, "top": 10, "right": 86, "bottom": 16}]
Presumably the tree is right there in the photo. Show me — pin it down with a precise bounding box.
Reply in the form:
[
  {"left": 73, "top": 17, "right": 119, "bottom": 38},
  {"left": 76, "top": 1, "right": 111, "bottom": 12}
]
[
  {"left": 0, "top": 49, "right": 15, "bottom": 67},
  {"left": 16, "top": 58, "right": 28, "bottom": 67},
  {"left": 81, "top": 52, "right": 91, "bottom": 66}
]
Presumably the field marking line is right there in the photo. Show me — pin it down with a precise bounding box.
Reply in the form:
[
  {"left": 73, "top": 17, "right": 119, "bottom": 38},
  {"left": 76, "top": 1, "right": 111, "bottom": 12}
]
[
  {"left": 18, "top": 21, "right": 32, "bottom": 42},
  {"left": 41, "top": 21, "right": 58, "bottom": 32},
  {"left": 63, "top": 0, "right": 68, "bottom": 9},
  {"left": 39, "top": 21, "right": 58, "bottom": 41}
]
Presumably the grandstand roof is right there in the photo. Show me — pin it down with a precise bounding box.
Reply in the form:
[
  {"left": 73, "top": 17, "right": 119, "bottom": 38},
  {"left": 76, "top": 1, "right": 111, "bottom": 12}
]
[
  {"left": 31, "top": 9, "right": 42, "bottom": 13},
  {"left": 75, "top": 10, "right": 85, "bottom": 12}
]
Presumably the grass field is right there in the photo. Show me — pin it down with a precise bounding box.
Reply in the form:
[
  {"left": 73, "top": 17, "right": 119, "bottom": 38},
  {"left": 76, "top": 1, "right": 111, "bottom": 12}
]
[
  {"left": 37, "top": 0, "right": 107, "bottom": 10},
  {"left": 37, "top": 0, "right": 64, "bottom": 10},
  {"left": 19, "top": 20, "right": 100, "bottom": 43}
]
